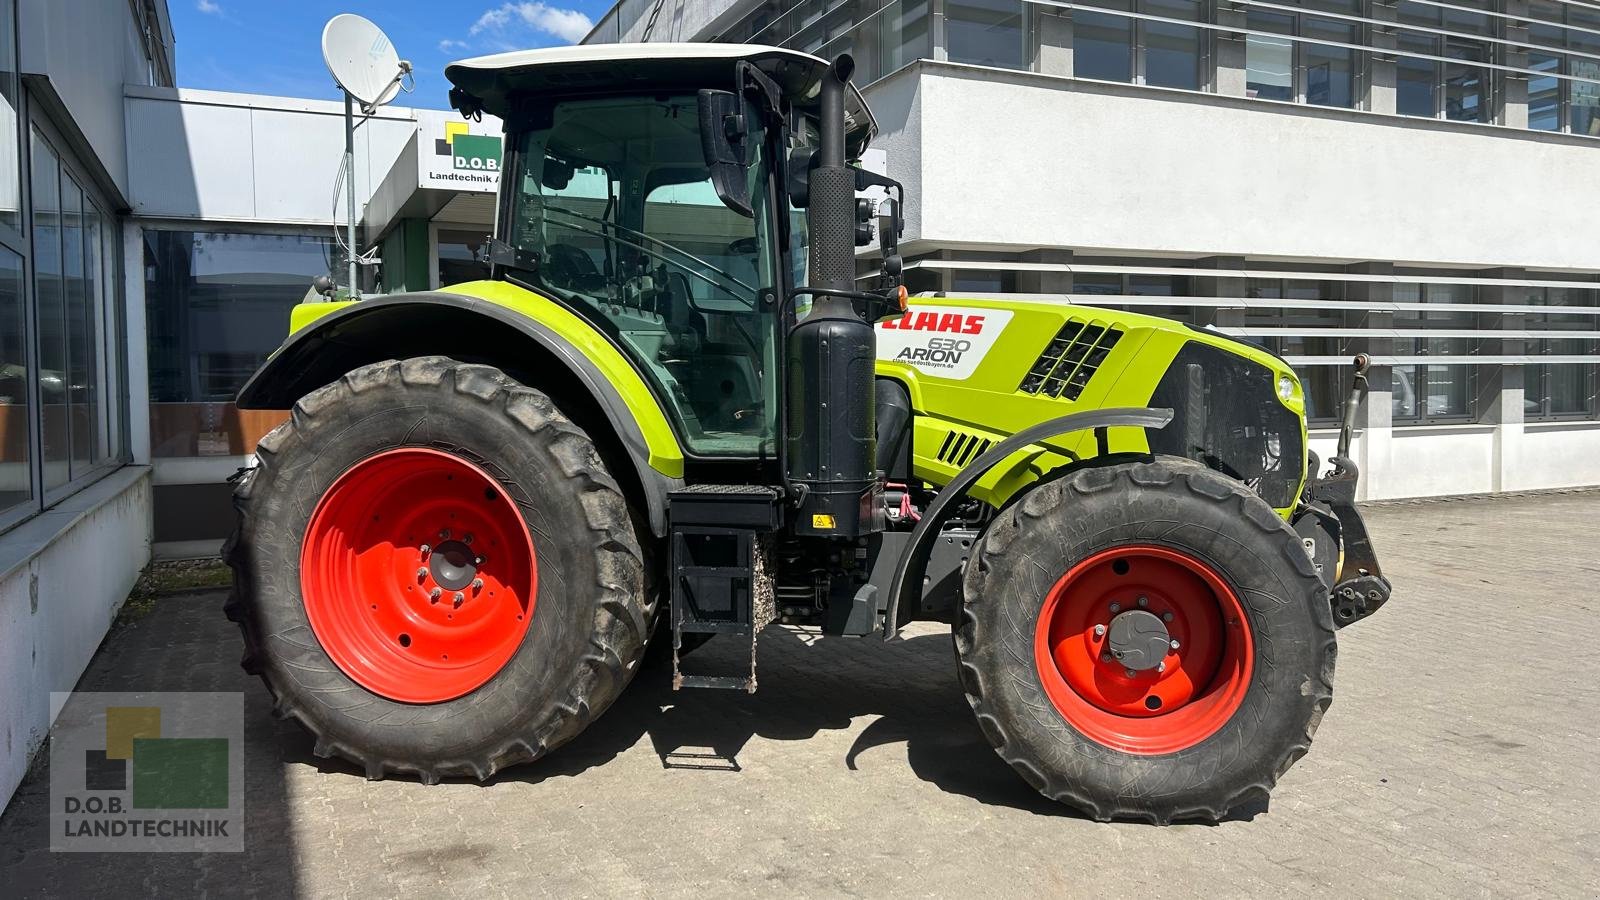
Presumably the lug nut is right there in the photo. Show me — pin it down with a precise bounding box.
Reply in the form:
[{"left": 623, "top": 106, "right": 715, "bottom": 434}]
[
  {"left": 1170, "top": 639, "right": 1181, "bottom": 651},
  {"left": 1101, "top": 652, "right": 1112, "bottom": 663},
  {"left": 453, "top": 592, "right": 465, "bottom": 607},
  {"left": 1125, "top": 668, "right": 1138, "bottom": 678},
  {"left": 1109, "top": 602, "right": 1121, "bottom": 614},
  {"left": 1162, "top": 611, "right": 1174, "bottom": 623},
  {"left": 439, "top": 529, "right": 451, "bottom": 540},
  {"left": 419, "top": 544, "right": 431, "bottom": 557},
  {"left": 1093, "top": 624, "right": 1106, "bottom": 637},
  {"left": 1137, "top": 596, "right": 1148, "bottom": 608},
  {"left": 463, "top": 533, "right": 473, "bottom": 545},
  {"left": 429, "top": 588, "right": 442, "bottom": 603},
  {"left": 471, "top": 578, "right": 484, "bottom": 591},
  {"left": 474, "top": 556, "right": 484, "bottom": 566},
  {"left": 1157, "top": 661, "right": 1166, "bottom": 673},
  {"left": 416, "top": 567, "right": 428, "bottom": 580}
]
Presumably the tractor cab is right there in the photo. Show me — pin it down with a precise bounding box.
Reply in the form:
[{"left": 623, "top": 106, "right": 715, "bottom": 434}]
[{"left": 446, "top": 45, "right": 882, "bottom": 462}]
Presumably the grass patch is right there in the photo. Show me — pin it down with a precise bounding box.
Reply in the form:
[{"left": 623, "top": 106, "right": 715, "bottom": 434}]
[{"left": 118, "top": 559, "right": 232, "bottom": 624}]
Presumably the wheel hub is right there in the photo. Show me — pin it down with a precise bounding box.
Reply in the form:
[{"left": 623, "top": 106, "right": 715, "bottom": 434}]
[
  {"left": 1106, "top": 609, "right": 1170, "bottom": 671},
  {"left": 428, "top": 539, "right": 478, "bottom": 591}
]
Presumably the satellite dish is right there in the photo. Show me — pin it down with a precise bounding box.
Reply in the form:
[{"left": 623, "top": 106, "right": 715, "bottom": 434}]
[{"left": 322, "top": 14, "right": 406, "bottom": 109}]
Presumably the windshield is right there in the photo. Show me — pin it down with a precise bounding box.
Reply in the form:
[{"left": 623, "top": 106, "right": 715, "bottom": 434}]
[{"left": 508, "top": 94, "right": 780, "bottom": 458}]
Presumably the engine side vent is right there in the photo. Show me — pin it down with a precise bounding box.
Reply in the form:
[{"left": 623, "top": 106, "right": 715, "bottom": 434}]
[
  {"left": 1019, "top": 319, "right": 1124, "bottom": 400},
  {"left": 936, "top": 429, "right": 993, "bottom": 469}
]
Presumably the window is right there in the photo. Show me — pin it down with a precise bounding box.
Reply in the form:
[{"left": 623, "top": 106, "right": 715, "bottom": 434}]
[
  {"left": 1244, "top": 278, "right": 1349, "bottom": 423},
  {"left": 1075, "top": 1, "right": 1134, "bottom": 82},
  {"left": 144, "top": 231, "right": 336, "bottom": 458},
  {"left": 0, "top": 0, "right": 16, "bottom": 235},
  {"left": 509, "top": 94, "right": 781, "bottom": 458},
  {"left": 946, "top": 0, "right": 1027, "bottom": 70},
  {"left": 1074, "top": 0, "right": 1205, "bottom": 90},
  {"left": 1396, "top": 0, "right": 1495, "bottom": 123},
  {"left": 879, "top": 0, "right": 933, "bottom": 75},
  {"left": 31, "top": 130, "right": 65, "bottom": 489},
  {"left": 1392, "top": 283, "right": 1481, "bottom": 424},
  {"left": 950, "top": 270, "right": 1018, "bottom": 293},
  {"left": 1525, "top": 287, "right": 1599, "bottom": 420},
  {"left": 1526, "top": 1, "right": 1600, "bottom": 136},
  {"left": 25, "top": 122, "right": 119, "bottom": 501},
  {"left": 729, "top": 0, "right": 932, "bottom": 85},
  {"left": 0, "top": 248, "right": 25, "bottom": 520},
  {"left": 1070, "top": 270, "right": 1195, "bottom": 324},
  {"left": 1246, "top": 1, "right": 1358, "bottom": 108},
  {"left": 436, "top": 228, "right": 488, "bottom": 288}
]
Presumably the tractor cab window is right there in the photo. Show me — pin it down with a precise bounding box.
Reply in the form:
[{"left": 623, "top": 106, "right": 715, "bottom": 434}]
[{"left": 507, "top": 95, "right": 780, "bottom": 458}]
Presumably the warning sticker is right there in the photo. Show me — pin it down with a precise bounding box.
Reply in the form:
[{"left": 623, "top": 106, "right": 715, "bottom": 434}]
[{"left": 875, "top": 306, "right": 1013, "bottom": 381}]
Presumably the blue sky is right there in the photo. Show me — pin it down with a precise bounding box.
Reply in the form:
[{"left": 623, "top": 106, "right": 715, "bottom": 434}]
[{"left": 172, "top": 0, "right": 615, "bottom": 108}]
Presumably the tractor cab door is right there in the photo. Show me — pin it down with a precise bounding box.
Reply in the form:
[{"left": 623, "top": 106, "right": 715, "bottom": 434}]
[{"left": 503, "top": 93, "right": 784, "bottom": 460}]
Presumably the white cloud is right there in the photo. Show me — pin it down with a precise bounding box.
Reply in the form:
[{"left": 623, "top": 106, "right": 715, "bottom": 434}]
[
  {"left": 438, "top": 38, "right": 471, "bottom": 53},
  {"left": 468, "top": 2, "right": 594, "bottom": 45},
  {"left": 196, "top": 0, "right": 222, "bottom": 14}
]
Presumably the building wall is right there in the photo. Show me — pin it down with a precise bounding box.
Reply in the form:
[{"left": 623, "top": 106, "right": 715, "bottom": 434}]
[
  {"left": 125, "top": 87, "right": 418, "bottom": 225},
  {"left": 17, "top": 0, "right": 174, "bottom": 203},
  {"left": 0, "top": 468, "right": 151, "bottom": 812},
  {"left": 904, "top": 65, "right": 1600, "bottom": 270}
]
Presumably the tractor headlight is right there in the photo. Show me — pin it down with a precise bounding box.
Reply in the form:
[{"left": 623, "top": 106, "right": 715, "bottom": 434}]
[{"left": 1277, "top": 374, "right": 1297, "bottom": 402}]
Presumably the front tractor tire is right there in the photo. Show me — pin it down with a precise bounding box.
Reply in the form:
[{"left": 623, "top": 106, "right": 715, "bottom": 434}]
[
  {"left": 957, "top": 456, "right": 1336, "bottom": 823},
  {"left": 225, "top": 357, "right": 652, "bottom": 783}
]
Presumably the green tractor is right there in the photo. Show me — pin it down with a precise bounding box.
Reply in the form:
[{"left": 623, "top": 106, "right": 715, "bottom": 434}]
[{"left": 226, "top": 43, "right": 1390, "bottom": 823}]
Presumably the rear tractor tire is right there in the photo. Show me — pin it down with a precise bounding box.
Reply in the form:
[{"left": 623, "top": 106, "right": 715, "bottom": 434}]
[
  {"left": 957, "top": 456, "right": 1336, "bottom": 823},
  {"left": 224, "top": 356, "right": 652, "bottom": 782}
]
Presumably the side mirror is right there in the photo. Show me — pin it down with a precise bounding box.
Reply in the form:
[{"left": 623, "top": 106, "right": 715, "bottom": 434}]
[
  {"left": 542, "top": 156, "right": 575, "bottom": 190},
  {"left": 878, "top": 197, "right": 903, "bottom": 284},
  {"left": 697, "top": 89, "right": 754, "bottom": 218}
]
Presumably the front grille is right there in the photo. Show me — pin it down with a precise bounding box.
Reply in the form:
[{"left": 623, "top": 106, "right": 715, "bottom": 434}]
[
  {"left": 1146, "top": 342, "right": 1304, "bottom": 509},
  {"left": 1019, "top": 320, "right": 1124, "bottom": 400},
  {"left": 936, "top": 429, "right": 993, "bottom": 468}
]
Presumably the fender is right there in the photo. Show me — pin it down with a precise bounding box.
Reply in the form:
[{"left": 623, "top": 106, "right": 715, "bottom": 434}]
[
  {"left": 236, "top": 290, "right": 685, "bottom": 535},
  {"left": 882, "top": 406, "right": 1174, "bottom": 638}
]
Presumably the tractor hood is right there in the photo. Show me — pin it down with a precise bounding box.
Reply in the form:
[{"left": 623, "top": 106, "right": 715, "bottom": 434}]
[{"left": 445, "top": 42, "right": 878, "bottom": 158}]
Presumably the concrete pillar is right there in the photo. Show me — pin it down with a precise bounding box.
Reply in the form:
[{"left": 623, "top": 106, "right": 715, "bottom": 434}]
[
  {"left": 1501, "top": 0, "right": 1531, "bottom": 129},
  {"left": 1190, "top": 256, "right": 1246, "bottom": 329},
  {"left": 1343, "top": 262, "right": 1394, "bottom": 500},
  {"left": 1016, "top": 248, "right": 1074, "bottom": 295},
  {"left": 1213, "top": 6, "right": 1248, "bottom": 98},
  {"left": 1367, "top": 1, "right": 1399, "bottom": 115},
  {"left": 1478, "top": 268, "right": 1526, "bottom": 491},
  {"left": 1036, "top": 9, "right": 1072, "bottom": 77}
]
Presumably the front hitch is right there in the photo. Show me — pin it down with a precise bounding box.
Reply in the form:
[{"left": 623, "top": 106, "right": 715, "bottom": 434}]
[{"left": 1300, "top": 354, "right": 1392, "bottom": 627}]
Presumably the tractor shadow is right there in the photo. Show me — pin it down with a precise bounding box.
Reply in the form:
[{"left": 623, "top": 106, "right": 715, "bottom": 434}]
[
  {"left": 287, "top": 625, "right": 1264, "bottom": 822},
  {"left": 494, "top": 625, "right": 1087, "bottom": 818},
  {"left": 502, "top": 625, "right": 1269, "bottom": 823}
]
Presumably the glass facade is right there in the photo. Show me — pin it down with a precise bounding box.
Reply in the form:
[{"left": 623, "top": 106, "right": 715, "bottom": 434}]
[
  {"left": 144, "top": 231, "right": 334, "bottom": 459},
  {"left": 1392, "top": 283, "right": 1481, "bottom": 424},
  {"left": 701, "top": 0, "right": 1600, "bottom": 136},
  {"left": 1527, "top": 0, "right": 1600, "bottom": 136},
  {"left": 0, "top": 0, "right": 128, "bottom": 535},
  {"left": 1246, "top": 1, "right": 1357, "bottom": 108},
  {"left": 1526, "top": 286, "right": 1599, "bottom": 420},
  {"left": 30, "top": 125, "right": 118, "bottom": 496}
]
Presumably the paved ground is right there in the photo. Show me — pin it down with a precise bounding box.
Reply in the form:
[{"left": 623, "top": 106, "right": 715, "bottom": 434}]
[{"left": 2, "top": 490, "right": 1597, "bottom": 898}]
